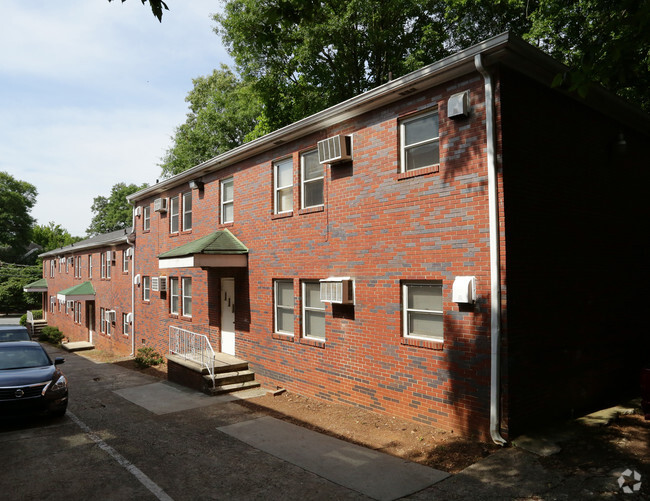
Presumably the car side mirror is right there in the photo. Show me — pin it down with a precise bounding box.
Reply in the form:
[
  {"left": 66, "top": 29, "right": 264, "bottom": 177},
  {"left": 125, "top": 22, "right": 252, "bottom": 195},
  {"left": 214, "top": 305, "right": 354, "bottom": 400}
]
[{"left": 54, "top": 357, "right": 65, "bottom": 365}]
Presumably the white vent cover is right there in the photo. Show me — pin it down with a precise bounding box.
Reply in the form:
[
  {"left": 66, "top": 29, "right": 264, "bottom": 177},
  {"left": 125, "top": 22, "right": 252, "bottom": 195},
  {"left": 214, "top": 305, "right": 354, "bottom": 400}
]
[
  {"left": 452, "top": 276, "right": 476, "bottom": 303},
  {"left": 320, "top": 277, "right": 354, "bottom": 304},
  {"left": 317, "top": 135, "right": 352, "bottom": 164},
  {"left": 151, "top": 276, "right": 160, "bottom": 292},
  {"left": 158, "top": 276, "right": 168, "bottom": 292},
  {"left": 154, "top": 197, "right": 168, "bottom": 212},
  {"left": 448, "top": 90, "right": 470, "bottom": 119}
]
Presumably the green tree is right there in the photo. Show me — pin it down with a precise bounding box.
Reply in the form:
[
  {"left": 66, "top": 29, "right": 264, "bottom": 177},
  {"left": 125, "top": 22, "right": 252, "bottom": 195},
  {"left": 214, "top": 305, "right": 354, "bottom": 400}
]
[
  {"left": 0, "top": 171, "right": 37, "bottom": 262},
  {"left": 0, "top": 263, "right": 41, "bottom": 313},
  {"left": 32, "top": 222, "right": 82, "bottom": 253},
  {"left": 87, "top": 182, "right": 148, "bottom": 236},
  {"left": 160, "top": 65, "right": 264, "bottom": 177},
  {"left": 214, "top": 0, "right": 450, "bottom": 131},
  {"left": 108, "top": 0, "right": 169, "bottom": 22}
]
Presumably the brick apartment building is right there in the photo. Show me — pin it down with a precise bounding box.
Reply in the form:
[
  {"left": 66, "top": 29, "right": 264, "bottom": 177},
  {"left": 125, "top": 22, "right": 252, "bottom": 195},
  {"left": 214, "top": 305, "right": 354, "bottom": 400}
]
[{"left": 32, "top": 33, "right": 650, "bottom": 441}]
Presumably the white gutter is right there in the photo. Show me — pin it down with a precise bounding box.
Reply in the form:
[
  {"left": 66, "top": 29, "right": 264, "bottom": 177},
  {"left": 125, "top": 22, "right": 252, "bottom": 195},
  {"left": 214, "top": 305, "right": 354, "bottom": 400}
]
[{"left": 475, "top": 53, "right": 507, "bottom": 446}]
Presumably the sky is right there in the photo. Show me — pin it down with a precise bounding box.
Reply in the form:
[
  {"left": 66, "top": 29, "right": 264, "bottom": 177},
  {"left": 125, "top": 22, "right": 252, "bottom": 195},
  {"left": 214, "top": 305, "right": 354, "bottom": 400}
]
[{"left": 0, "top": 1, "right": 232, "bottom": 237}]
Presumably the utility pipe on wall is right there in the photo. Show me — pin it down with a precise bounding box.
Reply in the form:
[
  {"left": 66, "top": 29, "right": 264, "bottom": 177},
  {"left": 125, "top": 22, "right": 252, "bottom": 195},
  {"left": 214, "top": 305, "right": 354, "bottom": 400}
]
[{"left": 475, "top": 53, "right": 507, "bottom": 446}]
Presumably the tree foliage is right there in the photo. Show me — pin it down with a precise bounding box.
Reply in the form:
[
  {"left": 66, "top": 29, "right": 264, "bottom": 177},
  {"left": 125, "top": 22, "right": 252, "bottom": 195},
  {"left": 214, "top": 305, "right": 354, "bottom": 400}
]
[
  {"left": 87, "top": 182, "right": 148, "bottom": 236},
  {"left": 32, "top": 222, "right": 82, "bottom": 254},
  {"left": 108, "top": 0, "right": 169, "bottom": 22},
  {"left": 0, "top": 263, "right": 41, "bottom": 313},
  {"left": 0, "top": 171, "right": 37, "bottom": 263},
  {"left": 160, "top": 66, "right": 264, "bottom": 177}
]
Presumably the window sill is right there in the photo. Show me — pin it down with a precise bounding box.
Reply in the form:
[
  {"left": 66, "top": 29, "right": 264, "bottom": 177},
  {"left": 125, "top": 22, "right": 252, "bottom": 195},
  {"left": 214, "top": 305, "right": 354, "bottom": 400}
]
[
  {"left": 298, "top": 206, "right": 324, "bottom": 216},
  {"left": 271, "top": 211, "right": 293, "bottom": 220},
  {"left": 401, "top": 337, "right": 444, "bottom": 350},
  {"left": 397, "top": 164, "right": 439, "bottom": 180},
  {"left": 272, "top": 332, "right": 294, "bottom": 342},
  {"left": 300, "top": 337, "right": 325, "bottom": 348},
  {"left": 220, "top": 222, "right": 235, "bottom": 228}
]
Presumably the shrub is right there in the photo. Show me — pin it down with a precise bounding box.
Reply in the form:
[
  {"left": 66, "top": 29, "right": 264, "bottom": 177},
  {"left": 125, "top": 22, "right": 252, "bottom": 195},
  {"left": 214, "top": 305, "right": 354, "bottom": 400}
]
[
  {"left": 19, "top": 314, "right": 27, "bottom": 326},
  {"left": 134, "top": 346, "right": 164, "bottom": 369},
  {"left": 39, "top": 326, "right": 64, "bottom": 345}
]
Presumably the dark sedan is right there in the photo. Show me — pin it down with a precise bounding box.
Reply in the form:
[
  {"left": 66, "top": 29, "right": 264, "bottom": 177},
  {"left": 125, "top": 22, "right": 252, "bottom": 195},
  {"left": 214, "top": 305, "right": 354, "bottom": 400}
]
[
  {"left": 0, "top": 341, "right": 68, "bottom": 417},
  {"left": 0, "top": 325, "right": 31, "bottom": 342}
]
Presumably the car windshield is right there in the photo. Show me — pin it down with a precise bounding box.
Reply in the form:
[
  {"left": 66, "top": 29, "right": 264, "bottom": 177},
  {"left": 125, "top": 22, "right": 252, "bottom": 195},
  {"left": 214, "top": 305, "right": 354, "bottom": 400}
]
[
  {"left": 0, "top": 345, "right": 51, "bottom": 370},
  {"left": 0, "top": 329, "right": 31, "bottom": 342}
]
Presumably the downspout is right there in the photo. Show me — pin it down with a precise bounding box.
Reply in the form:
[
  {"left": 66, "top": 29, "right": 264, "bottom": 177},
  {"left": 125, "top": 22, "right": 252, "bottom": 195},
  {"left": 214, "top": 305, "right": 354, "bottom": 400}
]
[
  {"left": 475, "top": 53, "right": 507, "bottom": 446},
  {"left": 128, "top": 201, "right": 136, "bottom": 357}
]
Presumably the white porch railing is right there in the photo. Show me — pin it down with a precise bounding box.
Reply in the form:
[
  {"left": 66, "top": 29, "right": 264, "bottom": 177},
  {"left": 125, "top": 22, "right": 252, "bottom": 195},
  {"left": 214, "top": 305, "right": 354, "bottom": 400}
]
[{"left": 169, "top": 325, "right": 217, "bottom": 388}]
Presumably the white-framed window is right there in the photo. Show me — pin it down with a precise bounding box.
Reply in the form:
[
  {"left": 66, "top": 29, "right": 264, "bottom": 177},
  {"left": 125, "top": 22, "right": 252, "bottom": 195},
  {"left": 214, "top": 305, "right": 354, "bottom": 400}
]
[
  {"left": 274, "top": 279, "right": 294, "bottom": 335},
  {"left": 65, "top": 258, "right": 70, "bottom": 274},
  {"left": 182, "top": 192, "right": 192, "bottom": 231},
  {"left": 88, "top": 254, "right": 93, "bottom": 278},
  {"left": 106, "top": 251, "right": 112, "bottom": 279},
  {"left": 101, "top": 252, "right": 106, "bottom": 278},
  {"left": 122, "top": 250, "right": 128, "bottom": 273},
  {"left": 182, "top": 277, "right": 192, "bottom": 317},
  {"left": 273, "top": 158, "right": 293, "bottom": 214},
  {"left": 74, "top": 256, "right": 81, "bottom": 278},
  {"left": 400, "top": 110, "right": 440, "bottom": 172},
  {"left": 143, "top": 205, "right": 151, "bottom": 231},
  {"left": 402, "top": 281, "right": 444, "bottom": 341},
  {"left": 123, "top": 313, "right": 130, "bottom": 335},
  {"left": 74, "top": 301, "right": 81, "bottom": 324},
  {"left": 221, "top": 177, "right": 234, "bottom": 224},
  {"left": 170, "top": 277, "right": 179, "bottom": 315},
  {"left": 142, "top": 276, "right": 150, "bottom": 302},
  {"left": 58, "top": 258, "right": 62, "bottom": 274},
  {"left": 50, "top": 260, "right": 55, "bottom": 278},
  {"left": 302, "top": 281, "right": 325, "bottom": 340},
  {"left": 100, "top": 307, "right": 106, "bottom": 333},
  {"left": 170, "top": 195, "right": 180, "bottom": 233},
  {"left": 49, "top": 296, "right": 55, "bottom": 312},
  {"left": 300, "top": 150, "right": 324, "bottom": 209},
  {"left": 106, "top": 310, "right": 113, "bottom": 335}
]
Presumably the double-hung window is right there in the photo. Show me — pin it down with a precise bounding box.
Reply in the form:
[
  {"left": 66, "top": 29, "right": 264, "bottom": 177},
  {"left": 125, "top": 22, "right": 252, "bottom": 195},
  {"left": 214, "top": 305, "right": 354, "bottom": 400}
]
[
  {"left": 400, "top": 110, "right": 439, "bottom": 172},
  {"left": 100, "top": 307, "right": 106, "bottom": 333},
  {"left": 274, "top": 158, "right": 293, "bottom": 214},
  {"left": 123, "top": 313, "right": 130, "bottom": 335},
  {"left": 302, "top": 281, "right": 325, "bottom": 340},
  {"left": 106, "top": 251, "right": 112, "bottom": 279},
  {"left": 74, "top": 302, "right": 81, "bottom": 324},
  {"left": 122, "top": 250, "right": 129, "bottom": 273},
  {"left": 182, "top": 192, "right": 192, "bottom": 231},
  {"left": 101, "top": 253, "right": 106, "bottom": 278},
  {"left": 88, "top": 255, "right": 93, "bottom": 278},
  {"left": 274, "top": 280, "right": 294, "bottom": 335},
  {"left": 170, "top": 195, "right": 180, "bottom": 233},
  {"left": 142, "top": 276, "right": 150, "bottom": 301},
  {"left": 50, "top": 260, "right": 55, "bottom": 277},
  {"left": 143, "top": 206, "right": 151, "bottom": 231},
  {"left": 170, "top": 277, "right": 179, "bottom": 315},
  {"left": 221, "top": 177, "right": 234, "bottom": 224},
  {"left": 300, "top": 150, "right": 323, "bottom": 209},
  {"left": 182, "top": 277, "right": 192, "bottom": 317},
  {"left": 74, "top": 256, "right": 81, "bottom": 278},
  {"left": 402, "top": 281, "right": 444, "bottom": 341}
]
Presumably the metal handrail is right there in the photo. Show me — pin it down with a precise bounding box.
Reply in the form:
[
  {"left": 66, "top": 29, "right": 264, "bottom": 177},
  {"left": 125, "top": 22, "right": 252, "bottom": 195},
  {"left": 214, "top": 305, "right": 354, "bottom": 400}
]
[{"left": 169, "top": 326, "right": 217, "bottom": 388}]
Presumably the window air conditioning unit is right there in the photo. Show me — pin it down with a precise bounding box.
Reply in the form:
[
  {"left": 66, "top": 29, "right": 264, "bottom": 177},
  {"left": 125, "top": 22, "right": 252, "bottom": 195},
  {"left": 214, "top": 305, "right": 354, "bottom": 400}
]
[
  {"left": 317, "top": 135, "right": 352, "bottom": 164},
  {"left": 59, "top": 258, "right": 65, "bottom": 264},
  {"left": 158, "top": 276, "right": 168, "bottom": 292},
  {"left": 320, "top": 277, "right": 354, "bottom": 304},
  {"left": 105, "top": 310, "right": 117, "bottom": 323},
  {"left": 154, "top": 197, "right": 168, "bottom": 212},
  {"left": 448, "top": 90, "right": 470, "bottom": 119},
  {"left": 66, "top": 300, "right": 74, "bottom": 309},
  {"left": 134, "top": 206, "right": 142, "bottom": 217},
  {"left": 67, "top": 257, "right": 74, "bottom": 264},
  {"left": 133, "top": 274, "right": 141, "bottom": 285}
]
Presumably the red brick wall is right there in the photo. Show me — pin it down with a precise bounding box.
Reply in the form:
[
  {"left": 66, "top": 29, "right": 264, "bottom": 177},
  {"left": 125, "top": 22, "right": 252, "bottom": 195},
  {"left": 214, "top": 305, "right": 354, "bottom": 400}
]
[
  {"left": 133, "top": 73, "right": 499, "bottom": 438},
  {"left": 44, "top": 243, "right": 134, "bottom": 357}
]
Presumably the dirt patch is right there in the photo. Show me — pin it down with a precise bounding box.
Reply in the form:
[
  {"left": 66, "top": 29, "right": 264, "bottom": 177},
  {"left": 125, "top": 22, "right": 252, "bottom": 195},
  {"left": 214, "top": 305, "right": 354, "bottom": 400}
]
[{"left": 76, "top": 348, "right": 168, "bottom": 381}]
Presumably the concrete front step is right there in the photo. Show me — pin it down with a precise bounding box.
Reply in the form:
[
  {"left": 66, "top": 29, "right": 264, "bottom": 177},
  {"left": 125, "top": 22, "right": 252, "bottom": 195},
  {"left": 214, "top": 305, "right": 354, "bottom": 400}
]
[
  {"left": 204, "top": 380, "right": 261, "bottom": 396},
  {"left": 208, "top": 369, "right": 256, "bottom": 386}
]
